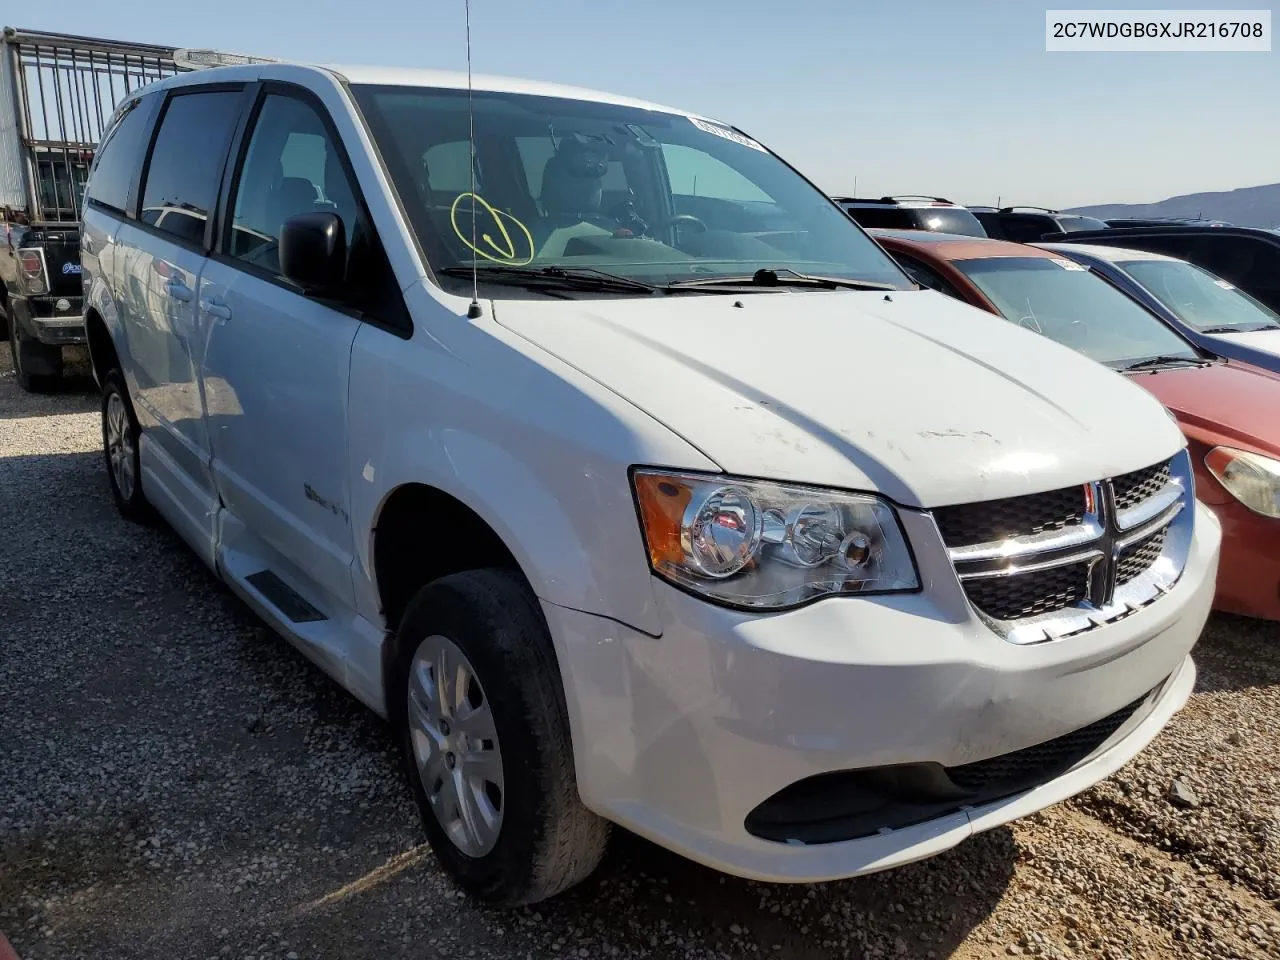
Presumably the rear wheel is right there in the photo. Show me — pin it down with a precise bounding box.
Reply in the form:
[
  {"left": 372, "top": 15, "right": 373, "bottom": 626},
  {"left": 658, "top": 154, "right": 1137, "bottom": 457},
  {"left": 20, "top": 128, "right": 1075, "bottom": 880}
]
[
  {"left": 8, "top": 309, "right": 61, "bottom": 393},
  {"left": 395, "top": 568, "right": 609, "bottom": 905},
  {"left": 101, "top": 369, "right": 152, "bottom": 522}
]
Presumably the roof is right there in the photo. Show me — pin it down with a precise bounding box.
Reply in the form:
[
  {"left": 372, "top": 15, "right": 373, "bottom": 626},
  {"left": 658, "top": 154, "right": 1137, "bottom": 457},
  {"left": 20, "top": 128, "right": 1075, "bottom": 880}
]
[
  {"left": 1036, "top": 242, "right": 1180, "bottom": 264},
  {"left": 140, "top": 61, "right": 699, "bottom": 119},
  {"left": 869, "top": 228, "right": 1059, "bottom": 262}
]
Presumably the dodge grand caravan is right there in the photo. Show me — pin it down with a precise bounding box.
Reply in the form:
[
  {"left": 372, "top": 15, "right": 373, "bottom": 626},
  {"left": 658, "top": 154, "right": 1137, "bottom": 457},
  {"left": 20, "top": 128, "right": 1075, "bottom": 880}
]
[{"left": 80, "top": 63, "right": 1220, "bottom": 905}]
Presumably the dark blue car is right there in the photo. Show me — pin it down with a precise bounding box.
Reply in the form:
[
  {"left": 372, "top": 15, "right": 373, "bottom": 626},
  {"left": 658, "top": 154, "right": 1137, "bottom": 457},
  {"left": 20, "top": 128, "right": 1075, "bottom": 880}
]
[{"left": 1038, "top": 242, "right": 1280, "bottom": 376}]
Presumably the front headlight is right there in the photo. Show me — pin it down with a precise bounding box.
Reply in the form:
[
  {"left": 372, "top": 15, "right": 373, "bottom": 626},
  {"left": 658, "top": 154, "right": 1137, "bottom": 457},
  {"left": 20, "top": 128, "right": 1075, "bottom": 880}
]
[
  {"left": 1205, "top": 447, "right": 1280, "bottom": 518},
  {"left": 632, "top": 469, "right": 919, "bottom": 609}
]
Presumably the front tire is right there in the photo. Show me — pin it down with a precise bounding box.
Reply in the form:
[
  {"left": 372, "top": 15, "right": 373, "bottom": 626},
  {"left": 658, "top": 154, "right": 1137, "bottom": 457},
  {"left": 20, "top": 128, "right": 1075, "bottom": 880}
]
[
  {"left": 395, "top": 568, "right": 609, "bottom": 905},
  {"left": 101, "top": 369, "right": 151, "bottom": 522}
]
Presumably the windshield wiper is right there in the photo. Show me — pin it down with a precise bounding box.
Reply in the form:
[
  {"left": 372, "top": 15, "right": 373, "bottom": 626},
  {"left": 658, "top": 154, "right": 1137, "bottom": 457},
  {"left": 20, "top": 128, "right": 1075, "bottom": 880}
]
[
  {"left": 664, "top": 267, "right": 899, "bottom": 292},
  {"left": 440, "top": 265, "right": 659, "bottom": 295},
  {"left": 1118, "top": 355, "right": 1209, "bottom": 373},
  {"left": 1199, "top": 323, "right": 1280, "bottom": 334}
]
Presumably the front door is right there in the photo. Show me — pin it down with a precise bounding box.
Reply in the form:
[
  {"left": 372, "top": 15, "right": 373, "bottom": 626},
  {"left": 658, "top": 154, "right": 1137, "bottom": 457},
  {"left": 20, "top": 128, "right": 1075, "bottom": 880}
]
[{"left": 200, "top": 89, "right": 366, "bottom": 610}]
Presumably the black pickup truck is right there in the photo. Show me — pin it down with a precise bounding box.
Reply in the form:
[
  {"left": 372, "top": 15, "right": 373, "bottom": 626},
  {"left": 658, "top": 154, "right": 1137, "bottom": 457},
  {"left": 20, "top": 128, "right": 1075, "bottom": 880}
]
[{"left": 1, "top": 27, "right": 179, "bottom": 390}]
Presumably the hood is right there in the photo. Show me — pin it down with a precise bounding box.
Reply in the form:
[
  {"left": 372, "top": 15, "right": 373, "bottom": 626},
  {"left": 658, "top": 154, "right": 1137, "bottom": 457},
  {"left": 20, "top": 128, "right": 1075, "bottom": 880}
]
[
  {"left": 494, "top": 289, "right": 1185, "bottom": 508},
  {"left": 1131, "top": 361, "right": 1280, "bottom": 458}
]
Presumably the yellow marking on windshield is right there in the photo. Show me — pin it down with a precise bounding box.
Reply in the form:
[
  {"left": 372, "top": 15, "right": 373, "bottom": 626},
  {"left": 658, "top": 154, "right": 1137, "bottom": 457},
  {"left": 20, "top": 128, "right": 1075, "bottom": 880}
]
[{"left": 450, "top": 192, "right": 535, "bottom": 265}]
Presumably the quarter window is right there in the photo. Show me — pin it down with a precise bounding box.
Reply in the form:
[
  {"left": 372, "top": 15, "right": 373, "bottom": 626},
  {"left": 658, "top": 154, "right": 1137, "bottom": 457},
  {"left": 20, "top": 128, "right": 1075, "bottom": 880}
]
[
  {"left": 86, "top": 97, "right": 153, "bottom": 214},
  {"left": 228, "top": 94, "right": 361, "bottom": 274},
  {"left": 139, "top": 90, "right": 243, "bottom": 245}
]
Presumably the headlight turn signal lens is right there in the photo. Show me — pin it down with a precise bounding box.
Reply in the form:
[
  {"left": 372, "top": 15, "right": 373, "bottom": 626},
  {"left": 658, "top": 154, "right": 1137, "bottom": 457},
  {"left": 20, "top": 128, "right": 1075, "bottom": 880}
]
[
  {"left": 632, "top": 470, "right": 919, "bottom": 609},
  {"left": 1205, "top": 446, "right": 1280, "bottom": 518}
]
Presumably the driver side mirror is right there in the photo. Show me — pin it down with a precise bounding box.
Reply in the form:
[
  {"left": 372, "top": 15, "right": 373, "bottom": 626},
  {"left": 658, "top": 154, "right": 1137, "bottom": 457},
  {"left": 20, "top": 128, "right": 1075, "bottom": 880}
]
[{"left": 280, "top": 212, "right": 346, "bottom": 297}]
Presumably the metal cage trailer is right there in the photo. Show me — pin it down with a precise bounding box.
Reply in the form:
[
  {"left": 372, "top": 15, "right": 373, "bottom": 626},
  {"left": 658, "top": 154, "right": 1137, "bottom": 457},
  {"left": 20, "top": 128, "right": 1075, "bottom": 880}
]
[{"left": 1, "top": 26, "right": 179, "bottom": 389}]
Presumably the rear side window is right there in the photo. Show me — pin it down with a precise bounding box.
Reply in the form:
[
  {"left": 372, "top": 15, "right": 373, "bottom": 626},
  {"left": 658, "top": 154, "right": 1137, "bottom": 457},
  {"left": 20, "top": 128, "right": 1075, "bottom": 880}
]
[
  {"left": 845, "top": 207, "right": 914, "bottom": 229},
  {"left": 907, "top": 208, "right": 987, "bottom": 238},
  {"left": 973, "top": 212, "right": 1004, "bottom": 239},
  {"left": 998, "top": 215, "right": 1054, "bottom": 244},
  {"left": 86, "top": 98, "right": 153, "bottom": 213},
  {"left": 140, "top": 89, "right": 243, "bottom": 245}
]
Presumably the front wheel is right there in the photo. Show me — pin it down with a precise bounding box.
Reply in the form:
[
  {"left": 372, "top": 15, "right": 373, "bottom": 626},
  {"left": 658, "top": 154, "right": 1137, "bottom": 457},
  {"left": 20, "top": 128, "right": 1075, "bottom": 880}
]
[{"left": 395, "top": 568, "right": 609, "bottom": 905}]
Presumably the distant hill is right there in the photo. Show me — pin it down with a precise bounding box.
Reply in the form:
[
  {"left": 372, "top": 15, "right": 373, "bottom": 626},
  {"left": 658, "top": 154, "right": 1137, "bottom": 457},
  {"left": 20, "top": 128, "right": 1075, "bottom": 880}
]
[{"left": 1066, "top": 182, "right": 1280, "bottom": 228}]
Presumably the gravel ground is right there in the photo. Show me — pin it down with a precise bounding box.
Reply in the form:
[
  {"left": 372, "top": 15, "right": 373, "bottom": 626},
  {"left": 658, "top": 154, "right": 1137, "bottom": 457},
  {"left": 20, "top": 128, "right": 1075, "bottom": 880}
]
[{"left": 1, "top": 350, "right": 1278, "bottom": 960}]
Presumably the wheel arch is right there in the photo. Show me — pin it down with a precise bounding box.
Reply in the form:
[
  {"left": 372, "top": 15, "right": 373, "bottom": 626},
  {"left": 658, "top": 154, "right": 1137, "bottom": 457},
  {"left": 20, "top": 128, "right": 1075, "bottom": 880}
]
[{"left": 84, "top": 306, "right": 119, "bottom": 389}]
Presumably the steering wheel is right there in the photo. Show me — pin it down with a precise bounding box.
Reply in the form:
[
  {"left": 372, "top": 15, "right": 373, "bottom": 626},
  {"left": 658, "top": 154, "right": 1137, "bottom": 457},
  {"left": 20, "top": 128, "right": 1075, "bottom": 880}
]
[{"left": 660, "top": 213, "right": 709, "bottom": 234}]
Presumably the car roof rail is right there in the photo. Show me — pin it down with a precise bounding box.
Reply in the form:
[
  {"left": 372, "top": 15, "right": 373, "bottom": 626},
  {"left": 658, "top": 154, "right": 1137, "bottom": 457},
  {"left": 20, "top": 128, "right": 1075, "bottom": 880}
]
[
  {"left": 998, "top": 205, "right": 1061, "bottom": 214},
  {"left": 834, "top": 196, "right": 959, "bottom": 206},
  {"left": 883, "top": 195, "right": 955, "bottom": 204},
  {"left": 834, "top": 197, "right": 908, "bottom": 205},
  {"left": 173, "top": 47, "right": 280, "bottom": 70}
]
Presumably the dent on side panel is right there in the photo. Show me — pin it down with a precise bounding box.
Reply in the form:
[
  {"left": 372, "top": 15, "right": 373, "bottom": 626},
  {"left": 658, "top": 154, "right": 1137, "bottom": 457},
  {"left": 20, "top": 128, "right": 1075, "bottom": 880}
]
[
  {"left": 345, "top": 285, "right": 717, "bottom": 637},
  {"left": 81, "top": 207, "right": 123, "bottom": 370}
]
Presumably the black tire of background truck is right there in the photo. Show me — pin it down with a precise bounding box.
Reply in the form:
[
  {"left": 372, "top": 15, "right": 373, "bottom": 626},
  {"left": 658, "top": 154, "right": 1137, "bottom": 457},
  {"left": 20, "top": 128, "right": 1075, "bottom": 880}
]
[
  {"left": 101, "top": 369, "right": 153, "bottom": 523},
  {"left": 394, "top": 568, "right": 610, "bottom": 906},
  {"left": 7, "top": 305, "right": 62, "bottom": 393}
]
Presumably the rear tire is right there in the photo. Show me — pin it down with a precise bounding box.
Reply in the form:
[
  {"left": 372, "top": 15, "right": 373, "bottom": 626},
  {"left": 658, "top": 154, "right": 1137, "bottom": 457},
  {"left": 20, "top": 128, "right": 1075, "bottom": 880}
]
[
  {"left": 101, "top": 369, "right": 152, "bottom": 523},
  {"left": 8, "top": 310, "right": 60, "bottom": 393},
  {"left": 394, "top": 568, "right": 609, "bottom": 905}
]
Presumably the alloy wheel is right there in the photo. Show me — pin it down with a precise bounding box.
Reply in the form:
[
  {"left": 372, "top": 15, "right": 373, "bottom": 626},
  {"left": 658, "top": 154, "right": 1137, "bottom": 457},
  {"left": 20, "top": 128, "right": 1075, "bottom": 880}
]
[
  {"left": 105, "top": 391, "right": 136, "bottom": 502},
  {"left": 407, "top": 634, "right": 505, "bottom": 857}
]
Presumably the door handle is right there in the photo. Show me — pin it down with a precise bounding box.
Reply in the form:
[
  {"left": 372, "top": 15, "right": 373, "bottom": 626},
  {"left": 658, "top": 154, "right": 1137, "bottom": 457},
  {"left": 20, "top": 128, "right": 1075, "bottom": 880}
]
[
  {"left": 165, "top": 277, "right": 193, "bottom": 302},
  {"left": 201, "top": 298, "right": 232, "bottom": 322}
]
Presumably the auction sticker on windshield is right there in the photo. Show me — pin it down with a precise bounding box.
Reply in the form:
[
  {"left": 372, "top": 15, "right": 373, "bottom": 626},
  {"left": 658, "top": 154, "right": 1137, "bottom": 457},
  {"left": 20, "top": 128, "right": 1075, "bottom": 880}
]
[
  {"left": 689, "top": 117, "right": 767, "bottom": 151},
  {"left": 1051, "top": 258, "right": 1087, "bottom": 270}
]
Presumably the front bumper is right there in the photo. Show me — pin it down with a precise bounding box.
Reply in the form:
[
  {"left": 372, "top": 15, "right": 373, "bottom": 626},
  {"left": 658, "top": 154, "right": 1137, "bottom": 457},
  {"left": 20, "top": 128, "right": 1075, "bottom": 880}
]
[
  {"left": 544, "top": 502, "right": 1220, "bottom": 883},
  {"left": 1204, "top": 497, "right": 1280, "bottom": 621},
  {"left": 10, "top": 294, "right": 86, "bottom": 345}
]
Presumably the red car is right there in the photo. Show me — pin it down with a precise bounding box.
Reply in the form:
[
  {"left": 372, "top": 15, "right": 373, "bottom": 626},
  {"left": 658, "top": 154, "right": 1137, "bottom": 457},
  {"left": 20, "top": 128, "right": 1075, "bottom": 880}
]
[{"left": 871, "top": 228, "right": 1280, "bottom": 621}]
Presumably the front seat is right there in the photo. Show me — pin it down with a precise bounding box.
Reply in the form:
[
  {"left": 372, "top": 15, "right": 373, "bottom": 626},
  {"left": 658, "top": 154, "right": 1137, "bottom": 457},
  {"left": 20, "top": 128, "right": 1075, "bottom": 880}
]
[
  {"left": 266, "top": 176, "right": 322, "bottom": 236},
  {"left": 539, "top": 145, "right": 607, "bottom": 228}
]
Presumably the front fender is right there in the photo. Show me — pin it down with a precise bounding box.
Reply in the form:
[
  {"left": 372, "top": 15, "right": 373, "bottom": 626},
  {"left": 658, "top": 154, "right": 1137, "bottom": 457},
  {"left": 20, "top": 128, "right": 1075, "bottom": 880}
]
[{"left": 347, "top": 292, "right": 718, "bottom": 638}]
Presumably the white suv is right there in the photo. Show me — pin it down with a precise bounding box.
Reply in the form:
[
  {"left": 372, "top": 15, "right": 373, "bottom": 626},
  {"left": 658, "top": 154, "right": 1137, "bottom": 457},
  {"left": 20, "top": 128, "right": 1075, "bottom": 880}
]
[{"left": 80, "top": 62, "right": 1220, "bottom": 905}]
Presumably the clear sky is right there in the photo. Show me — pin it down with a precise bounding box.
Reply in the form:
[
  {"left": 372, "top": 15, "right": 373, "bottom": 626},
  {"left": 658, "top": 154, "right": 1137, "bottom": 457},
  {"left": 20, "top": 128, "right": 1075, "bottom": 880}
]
[{"left": 31, "top": 0, "right": 1280, "bottom": 208}]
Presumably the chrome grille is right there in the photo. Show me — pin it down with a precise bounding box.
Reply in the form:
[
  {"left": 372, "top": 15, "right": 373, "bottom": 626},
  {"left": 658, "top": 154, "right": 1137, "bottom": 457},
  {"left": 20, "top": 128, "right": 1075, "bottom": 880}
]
[
  {"left": 1114, "top": 461, "right": 1172, "bottom": 512},
  {"left": 1116, "top": 528, "right": 1167, "bottom": 586},
  {"left": 964, "top": 562, "right": 1089, "bottom": 621},
  {"left": 936, "top": 452, "right": 1193, "bottom": 644},
  {"left": 934, "top": 487, "right": 1086, "bottom": 548}
]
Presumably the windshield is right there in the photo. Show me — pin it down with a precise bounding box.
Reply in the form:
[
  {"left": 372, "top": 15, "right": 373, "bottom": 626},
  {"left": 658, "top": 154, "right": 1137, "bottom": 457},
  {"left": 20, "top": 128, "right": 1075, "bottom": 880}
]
[
  {"left": 351, "top": 84, "right": 911, "bottom": 295},
  {"left": 908, "top": 208, "right": 987, "bottom": 237},
  {"left": 954, "top": 257, "right": 1200, "bottom": 368},
  {"left": 1121, "top": 258, "right": 1280, "bottom": 333}
]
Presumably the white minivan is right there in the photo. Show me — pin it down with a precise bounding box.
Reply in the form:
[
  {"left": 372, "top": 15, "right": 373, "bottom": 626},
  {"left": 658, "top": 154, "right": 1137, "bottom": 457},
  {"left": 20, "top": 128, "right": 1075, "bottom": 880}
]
[{"left": 81, "top": 62, "right": 1220, "bottom": 905}]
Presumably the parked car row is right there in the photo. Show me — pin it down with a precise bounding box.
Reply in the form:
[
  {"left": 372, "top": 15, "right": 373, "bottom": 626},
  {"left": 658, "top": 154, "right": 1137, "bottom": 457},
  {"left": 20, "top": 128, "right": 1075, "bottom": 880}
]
[
  {"left": 873, "top": 229, "right": 1280, "bottom": 622},
  {"left": 838, "top": 196, "right": 1280, "bottom": 622},
  {"left": 66, "top": 53, "right": 1260, "bottom": 912}
]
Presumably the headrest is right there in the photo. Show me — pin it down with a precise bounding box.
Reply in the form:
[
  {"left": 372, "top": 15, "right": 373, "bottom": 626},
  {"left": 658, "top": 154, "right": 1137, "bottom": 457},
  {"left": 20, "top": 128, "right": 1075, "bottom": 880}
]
[
  {"left": 276, "top": 176, "right": 321, "bottom": 209},
  {"left": 540, "top": 137, "right": 608, "bottom": 216}
]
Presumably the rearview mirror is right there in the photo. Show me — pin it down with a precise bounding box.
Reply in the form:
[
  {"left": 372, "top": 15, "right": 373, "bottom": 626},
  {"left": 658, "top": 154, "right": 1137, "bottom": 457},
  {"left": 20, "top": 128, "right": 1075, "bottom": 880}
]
[{"left": 280, "top": 212, "right": 346, "bottom": 296}]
